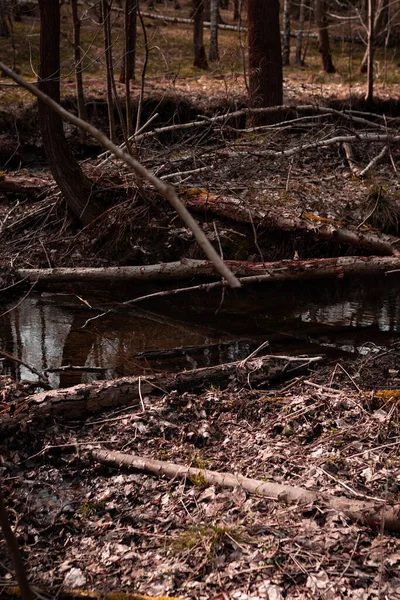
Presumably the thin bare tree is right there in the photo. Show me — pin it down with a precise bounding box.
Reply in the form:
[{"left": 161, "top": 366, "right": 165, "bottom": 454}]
[
  {"left": 209, "top": 0, "right": 219, "bottom": 61},
  {"left": 282, "top": 0, "right": 291, "bottom": 65},
  {"left": 192, "top": 0, "right": 208, "bottom": 69},
  {"left": 102, "top": 0, "right": 116, "bottom": 141},
  {"left": 315, "top": 0, "right": 335, "bottom": 72},
  {"left": 365, "top": 0, "right": 375, "bottom": 102},
  {"left": 71, "top": 0, "right": 88, "bottom": 143}
]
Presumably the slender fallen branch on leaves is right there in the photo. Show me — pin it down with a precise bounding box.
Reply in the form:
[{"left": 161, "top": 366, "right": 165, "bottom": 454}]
[
  {"left": 0, "top": 354, "right": 321, "bottom": 436},
  {"left": 91, "top": 449, "right": 400, "bottom": 534},
  {"left": 0, "top": 62, "right": 240, "bottom": 290},
  {"left": 13, "top": 255, "right": 400, "bottom": 285}
]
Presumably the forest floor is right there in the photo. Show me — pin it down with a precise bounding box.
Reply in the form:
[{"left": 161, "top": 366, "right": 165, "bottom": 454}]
[{"left": 2, "top": 4, "right": 400, "bottom": 600}]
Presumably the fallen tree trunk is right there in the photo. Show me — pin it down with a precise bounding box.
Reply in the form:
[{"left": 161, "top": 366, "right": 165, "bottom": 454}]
[
  {"left": 92, "top": 449, "right": 400, "bottom": 534},
  {"left": 13, "top": 255, "right": 400, "bottom": 285},
  {"left": 0, "top": 354, "right": 321, "bottom": 437},
  {"left": 182, "top": 189, "right": 400, "bottom": 256}
]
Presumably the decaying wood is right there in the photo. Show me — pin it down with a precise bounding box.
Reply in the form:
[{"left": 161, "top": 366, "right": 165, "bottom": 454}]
[
  {"left": 91, "top": 449, "right": 400, "bottom": 534},
  {"left": 13, "top": 255, "right": 400, "bottom": 286},
  {"left": 0, "top": 355, "right": 321, "bottom": 437},
  {"left": 183, "top": 190, "right": 400, "bottom": 256},
  {"left": 0, "top": 62, "right": 240, "bottom": 289}
]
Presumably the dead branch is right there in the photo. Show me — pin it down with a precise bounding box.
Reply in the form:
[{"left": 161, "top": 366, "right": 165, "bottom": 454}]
[
  {"left": 0, "top": 350, "right": 49, "bottom": 386},
  {"left": 97, "top": 104, "right": 396, "bottom": 162},
  {"left": 91, "top": 449, "right": 400, "bottom": 534},
  {"left": 13, "top": 255, "right": 400, "bottom": 287},
  {"left": 0, "top": 486, "right": 34, "bottom": 600},
  {"left": 359, "top": 145, "right": 388, "bottom": 178},
  {"left": 342, "top": 141, "right": 361, "bottom": 177},
  {"left": 0, "top": 355, "right": 321, "bottom": 436},
  {"left": 0, "top": 62, "right": 240, "bottom": 290}
]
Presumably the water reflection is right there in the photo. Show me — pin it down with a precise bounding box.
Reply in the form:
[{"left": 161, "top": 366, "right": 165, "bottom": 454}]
[{"left": 1, "top": 277, "right": 400, "bottom": 388}]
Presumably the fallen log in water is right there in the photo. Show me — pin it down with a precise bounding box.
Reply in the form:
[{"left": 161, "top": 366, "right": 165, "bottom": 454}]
[
  {"left": 12, "top": 255, "right": 400, "bottom": 285},
  {"left": 92, "top": 449, "right": 400, "bottom": 534},
  {"left": 0, "top": 354, "right": 322, "bottom": 437}
]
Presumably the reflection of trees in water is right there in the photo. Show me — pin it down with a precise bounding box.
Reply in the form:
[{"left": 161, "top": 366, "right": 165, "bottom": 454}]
[
  {"left": 1, "top": 296, "right": 73, "bottom": 387},
  {"left": 298, "top": 284, "right": 400, "bottom": 332}
]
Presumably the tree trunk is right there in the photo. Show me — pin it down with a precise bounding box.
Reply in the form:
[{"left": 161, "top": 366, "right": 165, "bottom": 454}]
[
  {"left": 282, "top": 0, "right": 291, "bottom": 65},
  {"left": 365, "top": 0, "right": 375, "bottom": 103},
  {"left": 209, "top": 0, "right": 219, "bottom": 61},
  {"left": 295, "top": 0, "right": 307, "bottom": 65},
  {"left": 70, "top": 0, "right": 87, "bottom": 143},
  {"left": 120, "top": 0, "right": 137, "bottom": 137},
  {"left": 37, "top": 0, "right": 103, "bottom": 227},
  {"left": 247, "top": 0, "right": 283, "bottom": 111},
  {"left": 315, "top": 0, "right": 335, "bottom": 72},
  {"left": 102, "top": 0, "right": 117, "bottom": 141},
  {"left": 14, "top": 256, "right": 400, "bottom": 286},
  {"left": 192, "top": 0, "right": 208, "bottom": 69},
  {"left": 360, "top": 0, "right": 386, "bottom": 73}
]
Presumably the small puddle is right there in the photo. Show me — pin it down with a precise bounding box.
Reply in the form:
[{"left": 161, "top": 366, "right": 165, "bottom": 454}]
[{"left": 1, "top": 277, "right": 399, "bottom": 388}]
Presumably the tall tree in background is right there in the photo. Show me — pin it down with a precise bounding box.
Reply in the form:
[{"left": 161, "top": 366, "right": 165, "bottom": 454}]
[
  {"left": 360, "top": 0, "right": 388, "bottom": 73},
  {"left": 192, "top": 0, "right": 208, "bottom": 69},
  {"left": 102, "top": 0, "right": 116, "bottom": 141},
  {"left": 247, "top": 0, "right": 282, "bottom": 109},
  {"left": 38, "top": 0, "right": 103, "bottom": 226},
  {"left": 71, "top": 0, "right": 87, "bottom": 143},
  {"left": 209, "top": 0, "right": 219, "bottom": 61},
  {"left": 282, "top": 0, "right": 291, "bottom": 65},
  {"left": 120, "top": 0, "right": 137, "bottom": 137},
  {"left": 365, "top": 0, "right": 375, "bottom": 102},
  {"left": 295, "top": 0, "right": 307, "bottom": 65},
  {"left": 315, "top": 0, "right": 335, "bottom": 72}
]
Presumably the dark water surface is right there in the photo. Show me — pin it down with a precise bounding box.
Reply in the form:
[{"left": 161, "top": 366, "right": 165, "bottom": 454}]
[{"left": 1, "top": 277, "right": 399, "bottom": 388}]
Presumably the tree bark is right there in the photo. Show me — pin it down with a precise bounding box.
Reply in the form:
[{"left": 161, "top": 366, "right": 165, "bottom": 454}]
[
  {"left": 192, "top": 0, "right": 208, "bottom": 68},
  {"left": 247, "top": 0, "right": 283, "bottom": 112},
  {"left": 315, "top": 0, "right": 335, "bottom": 73},
  {"left": 92, "top": 449, "right": 400, "bottom": 534},
  {"left": 37, "top": 0, "right": 103, "bottom": 227}
]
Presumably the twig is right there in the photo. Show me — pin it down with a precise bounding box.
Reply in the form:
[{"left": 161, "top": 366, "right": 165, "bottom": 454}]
[
  {"left": 0, "top": 350, "right": 49, "bottom": 386},
  {"left": 358, "top": 145, "right": 388, "bottom": 178}
]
